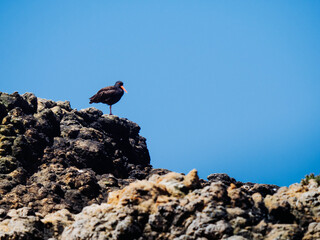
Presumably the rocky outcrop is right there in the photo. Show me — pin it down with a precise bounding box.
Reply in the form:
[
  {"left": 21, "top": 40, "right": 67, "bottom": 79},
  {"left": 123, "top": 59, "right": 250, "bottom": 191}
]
[
  {"left": 0, "top": 91, "right": 151, "bottom": 216},
  {"left": 61, "top": 171, "right": 318, "bottom": 240},
  {"left": 0, "top": 91, "right": 319, "bottom": 239}
]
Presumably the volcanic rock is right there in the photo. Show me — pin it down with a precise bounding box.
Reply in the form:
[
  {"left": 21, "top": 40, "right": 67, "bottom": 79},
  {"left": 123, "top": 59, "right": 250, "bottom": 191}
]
[
  {"left": 0, "top": 91, "right": 151, "bottom": 217},
  {"left": 0, "top": 91, "right": 319, "bottom": 239}
]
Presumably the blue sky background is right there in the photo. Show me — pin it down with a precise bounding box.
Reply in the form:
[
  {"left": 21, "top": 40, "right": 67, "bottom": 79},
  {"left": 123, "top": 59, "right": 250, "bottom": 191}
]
[{"left": 1, "top": 1, "right": 320, "bottom": 186}]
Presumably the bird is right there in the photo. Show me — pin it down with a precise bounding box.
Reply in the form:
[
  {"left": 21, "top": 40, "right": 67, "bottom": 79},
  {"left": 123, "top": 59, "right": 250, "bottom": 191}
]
[{"left": 89, "top": 81, "right": 127, "bottom": 115}]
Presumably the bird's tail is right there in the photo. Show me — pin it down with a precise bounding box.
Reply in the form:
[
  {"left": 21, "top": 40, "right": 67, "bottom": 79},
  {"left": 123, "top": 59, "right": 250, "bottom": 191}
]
[{"left": 89, "top": 95, "right": 96, "bottom": 104}]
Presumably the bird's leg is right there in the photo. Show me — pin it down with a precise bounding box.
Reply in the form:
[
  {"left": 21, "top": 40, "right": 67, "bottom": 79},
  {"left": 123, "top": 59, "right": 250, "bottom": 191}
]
[{"left": 109, "top": 105, "right": 113, "bottom": 115}]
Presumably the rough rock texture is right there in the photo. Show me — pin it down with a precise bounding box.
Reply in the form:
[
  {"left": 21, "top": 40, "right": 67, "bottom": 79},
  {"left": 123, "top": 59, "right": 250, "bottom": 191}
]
[
  {"left": 0, "top": 91, "right": 151, "bottom": 217},
  {"left": 0, "top": 91, "right": 319, "bottom": 239}
]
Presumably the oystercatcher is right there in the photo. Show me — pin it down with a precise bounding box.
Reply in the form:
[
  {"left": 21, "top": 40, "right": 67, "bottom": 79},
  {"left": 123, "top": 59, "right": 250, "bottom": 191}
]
[{"left": 89, "top": 81, "right": 127, "bottom": 115}]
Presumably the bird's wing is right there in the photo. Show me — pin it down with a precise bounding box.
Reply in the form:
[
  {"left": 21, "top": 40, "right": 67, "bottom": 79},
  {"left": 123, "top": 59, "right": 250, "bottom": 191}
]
[
  {"left": 98, "top": 87, "right": 118, "bottom": 98},
  {"left": 90, "top": 86, "right": 117, "bottom": 103},
  {"left": 97, "top": 86, "right": 114, "bottom": 94}
]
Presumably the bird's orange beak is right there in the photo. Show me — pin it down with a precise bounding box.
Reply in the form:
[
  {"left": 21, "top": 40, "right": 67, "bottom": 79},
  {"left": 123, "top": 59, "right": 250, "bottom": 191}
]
[{"left": 121, "top": 86, "right": 128, "bottom": 93}]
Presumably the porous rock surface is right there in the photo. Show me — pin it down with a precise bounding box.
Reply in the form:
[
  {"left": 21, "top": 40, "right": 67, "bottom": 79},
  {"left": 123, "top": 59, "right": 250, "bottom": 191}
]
[
  {"left": 0, "top": 92, "right": 150, "bottom": 214},
  {"left": 0, "top": 91, "right": 319, "bottom": 239}
]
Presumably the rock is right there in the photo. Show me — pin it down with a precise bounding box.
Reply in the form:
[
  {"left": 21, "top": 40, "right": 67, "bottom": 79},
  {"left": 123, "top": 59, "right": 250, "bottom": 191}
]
[
  {"left": 207, "top": 173, "right": 236, "bottom": 186},
  {"left": 61, "top": 170, "right": 261, "bottom": 239},
  {"left": 184, "top": 169, "right": 200, "bottom": 189},
  {"left": 62, "top": 170, "right": 205, "bottom": 239},
  {"left": 0, "top": 92, "right": 35, "bottom": 114},
  {"left": 228, "top": 183, "right": 252, "bottom": 208},
  {"left": 42, "top": 209, "right": 74, "bottom": 239},
  {"left": 0, "top": 207, "right": 44, "bottom": 240},
  {"left": 0, "top": 91, "right": 319, "bottom": 239},
  {"left": 22, "top": 93, "right": 38, "bottom": 113},
  {"left": 0, "top": 91, "right": 151, "bottom": 216},
  {"left": 37, "top": 98, "right": 57, "bottom": 112},
  {"left": 148, "top": 168, "right": 172, "bottom": 177},
  {"left": 303, "top": 222, "right": 320, "bottom": 240},
  {"left": 225, "top": 236, "right": 248, "bottom": 240},
  {"left": 265, "top": 224, "right": 303, "bottom": 240},
  {"left": 264, "top": 181, "right": 320, "bottom": 226},
  {"left": 249, "top": 183, "right": 279, "bottom": 197}
]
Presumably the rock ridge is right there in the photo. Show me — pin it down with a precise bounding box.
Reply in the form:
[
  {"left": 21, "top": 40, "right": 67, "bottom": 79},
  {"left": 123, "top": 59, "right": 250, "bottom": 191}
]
[
  {"left": 0, "top": 91, "right": 319, "bottom": 240},
  {"left": 0, "top": 91, "right": 151, "bottom": 216}
]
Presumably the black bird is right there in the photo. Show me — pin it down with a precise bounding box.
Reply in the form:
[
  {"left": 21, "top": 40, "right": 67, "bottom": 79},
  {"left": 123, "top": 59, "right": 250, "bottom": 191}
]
[{"left": 89, "top": 81, "right": 127, "bottom": 115}]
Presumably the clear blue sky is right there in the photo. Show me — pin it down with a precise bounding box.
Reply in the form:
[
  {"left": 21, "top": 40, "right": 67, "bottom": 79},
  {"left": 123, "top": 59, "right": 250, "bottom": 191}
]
[{"left": 1, "top": 1, "right": 320, "bottom": 186}]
